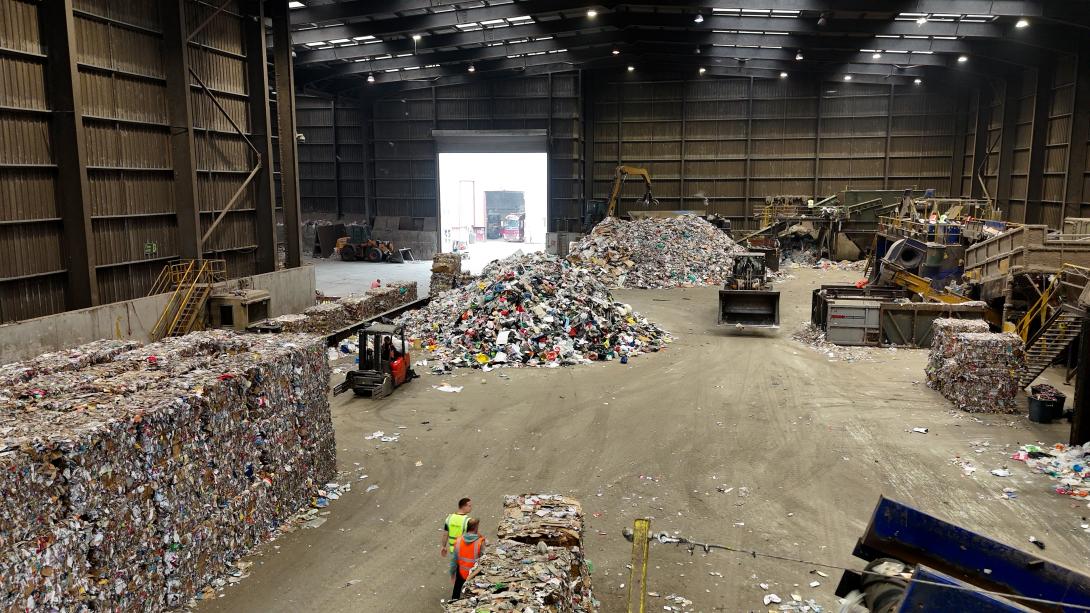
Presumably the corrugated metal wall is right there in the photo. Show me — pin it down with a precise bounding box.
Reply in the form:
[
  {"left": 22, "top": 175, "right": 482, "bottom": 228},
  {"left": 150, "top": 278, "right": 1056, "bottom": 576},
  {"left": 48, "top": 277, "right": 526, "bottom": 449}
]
[
  {"left": 367, "top": 72, "right": 583, "bottom": 225},
  {"left": 297, "top": 95, "right": 366, "bottom": 216},
  {"left": 0, "top": 0, "right": 281, "bottom": 323},
  {"left": 594, "top": 77, "right": 959, "bottom": 226}
]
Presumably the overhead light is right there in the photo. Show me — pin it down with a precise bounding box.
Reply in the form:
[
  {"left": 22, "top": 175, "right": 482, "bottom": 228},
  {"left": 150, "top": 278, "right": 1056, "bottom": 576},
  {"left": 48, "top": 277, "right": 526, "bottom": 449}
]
[
  {"left": 411, "top": 34, "right": 422, "bottom": 41},
  {"left": 843, "top": 74, "right": 852, "bottom": 81},
  {"left": 694, "top": 13, "right": 704, "bottom": 23},
  {"left": 872, "top": 52, "right": 882, "bottom": 59},
  {"left": 288, "top": 1, "right": 305, "bottom": 8},
  {"left": 916, "top": 16, "right": 928, "bottom": 25},
  {"left": 699, "top": 67, "right": 706, "bottom": 74},
  {"left": 780, "top": 71, "right": 788, "bottom": 78},
  {"left": 467, "top": 64, "right": 475, "bottom": 72},
  {"left": 612, "top": 48, "right": 620, "bottom": 55},
  {"left": 957, "top": 55, "right": 968, "bottom": 62},
  {"left": 367, "top": 73, "right": 375, "bottom": 83},
  {"left": 1015, "top": 18, "right": 1029, "bottom": 28},
  {"left": 627, "top": 65, "right": 635, "bottom": 72},
  {"left": 817, "top": 13, "right": 827, "bottom": 26},
  {"left": 586, "top": 9, "right": 597, "bottom": 18},
  {"left": 914, "top": 78, "right": 922, "bottom": 85},
  {"left": 795, "top": 51, "right": 803, "bottom": 60}
]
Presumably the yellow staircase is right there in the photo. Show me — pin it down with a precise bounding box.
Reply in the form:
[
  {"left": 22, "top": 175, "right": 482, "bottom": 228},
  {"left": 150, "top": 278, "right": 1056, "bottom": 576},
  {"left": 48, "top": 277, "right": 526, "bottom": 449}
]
[{"left": 149, "top": 259, "right": 227, "bottom": 339}]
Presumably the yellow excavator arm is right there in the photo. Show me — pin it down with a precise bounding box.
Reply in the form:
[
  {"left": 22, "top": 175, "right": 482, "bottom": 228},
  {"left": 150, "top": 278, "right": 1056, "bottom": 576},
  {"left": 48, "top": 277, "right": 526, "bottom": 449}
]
[{"left": 605, "top": 165, "right": 654, "bottom": 217}]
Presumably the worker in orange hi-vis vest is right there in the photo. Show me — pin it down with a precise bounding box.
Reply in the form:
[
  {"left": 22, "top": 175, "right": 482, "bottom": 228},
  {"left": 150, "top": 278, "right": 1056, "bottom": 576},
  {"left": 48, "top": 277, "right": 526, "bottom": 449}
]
[{"left": 449, "top": 518, "right": 486, "bottom": 602}]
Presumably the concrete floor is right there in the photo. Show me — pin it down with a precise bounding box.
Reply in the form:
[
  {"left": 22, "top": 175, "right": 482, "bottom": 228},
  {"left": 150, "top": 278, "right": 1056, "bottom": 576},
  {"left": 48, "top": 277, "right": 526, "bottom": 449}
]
[
  {"left": 309, "top": 240, "right": 544, "bottom": 297},
  {"left": 200, "top": 267, "right": 1087, "bottom": 612}
]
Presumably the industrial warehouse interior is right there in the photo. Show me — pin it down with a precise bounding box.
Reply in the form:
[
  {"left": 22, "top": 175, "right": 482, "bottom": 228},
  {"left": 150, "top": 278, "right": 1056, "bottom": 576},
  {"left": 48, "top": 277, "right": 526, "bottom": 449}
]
[{"left": 5, "top": 1, "right": 1090, "bottom": 612}]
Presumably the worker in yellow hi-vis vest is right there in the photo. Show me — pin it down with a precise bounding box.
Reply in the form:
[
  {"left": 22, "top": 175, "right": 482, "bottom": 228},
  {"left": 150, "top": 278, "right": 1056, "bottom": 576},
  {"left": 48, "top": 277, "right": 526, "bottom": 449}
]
[{"left": 440, "top": 497, "right": 472, "bottom": 557}]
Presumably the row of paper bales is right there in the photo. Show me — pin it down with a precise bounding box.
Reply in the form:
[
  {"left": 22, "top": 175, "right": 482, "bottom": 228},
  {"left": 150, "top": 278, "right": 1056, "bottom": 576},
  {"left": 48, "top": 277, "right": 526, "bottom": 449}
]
[{"left": 0, "top": 332, "right": 335, "bottom": 611}]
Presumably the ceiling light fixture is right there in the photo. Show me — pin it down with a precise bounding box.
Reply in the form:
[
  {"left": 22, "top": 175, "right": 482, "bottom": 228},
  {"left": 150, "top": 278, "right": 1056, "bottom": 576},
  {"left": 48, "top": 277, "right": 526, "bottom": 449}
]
[
  {"left": 699, "top": 67, "right": 706, "bottom": 74},
  {"left": 872, "top": 52, "right": 882, "bottom": 59},
  {"left": 694, "top": 13, "right": 704, "bottom": 23},
  {"left": 586, "top": 9, "right": 597, "bottom": 18},
  {"left": 367, "top": 73, "right": 375, "bottom": 83},
  {"left": 612, "top": 48, "right": 620, "bottom": 55},
  {"left": 795, "top": 51, "right": 803, "bottom": 60},
  {"left": 627, "top": 65, "right": 635, "bottom": 72},
  {"left": 844, "top": 74, "right": 852, "bottom": 81},
  {"left": 780, "top": 71, "right": 788, "bottom": 78},
  {"left": 916, "top": 16, "right": 928, "bottom": 25},
  {"left": 817, "top": 13, "right": 827, "bottom": 26},
  {"left": 1015, "top": 18, "right": 1029, "bottom": 28},
  {"left": 957, "top": 54, "right": 968, "bottom": 62},
  {"left": 412, "top": 34, "right": 421, "bottom": 41},
  {"left": 468, "top": 64, "right": 475, "bottom": 72},
  {"left": 914, "top": 78, "right": 922, "bottom": 85}
]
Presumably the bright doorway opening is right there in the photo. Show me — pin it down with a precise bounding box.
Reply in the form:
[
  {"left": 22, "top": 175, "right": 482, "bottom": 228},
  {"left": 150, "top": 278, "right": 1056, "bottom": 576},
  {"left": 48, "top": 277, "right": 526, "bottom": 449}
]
[{"left": 437, "top": 151, "right": 547, "bottom": 272}]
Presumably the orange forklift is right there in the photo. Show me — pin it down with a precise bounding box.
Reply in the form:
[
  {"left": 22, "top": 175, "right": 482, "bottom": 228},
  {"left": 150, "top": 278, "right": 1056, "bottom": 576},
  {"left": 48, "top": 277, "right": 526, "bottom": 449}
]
[{"left": 333, "top": 323, "right": 415, "bottom": 398}]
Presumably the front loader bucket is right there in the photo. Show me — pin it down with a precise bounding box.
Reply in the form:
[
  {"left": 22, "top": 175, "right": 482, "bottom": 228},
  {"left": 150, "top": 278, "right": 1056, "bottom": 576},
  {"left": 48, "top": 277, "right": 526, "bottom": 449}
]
[{"left": 718, "top": 289, "right": 781, "bottom": 328}]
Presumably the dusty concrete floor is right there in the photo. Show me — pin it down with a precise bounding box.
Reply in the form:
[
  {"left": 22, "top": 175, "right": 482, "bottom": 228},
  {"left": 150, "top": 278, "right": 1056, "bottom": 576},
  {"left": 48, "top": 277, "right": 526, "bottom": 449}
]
[{"left": 200, "top": 267, "right": 1088, "bottom": 612}]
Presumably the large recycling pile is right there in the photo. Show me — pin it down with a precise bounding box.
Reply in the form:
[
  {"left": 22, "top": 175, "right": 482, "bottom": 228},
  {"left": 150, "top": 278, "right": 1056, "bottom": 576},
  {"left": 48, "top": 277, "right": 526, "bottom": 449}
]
[
  {"left": 398, "top": 252, "right": 669, "bottom": 369},
  {"left": 0, "top": 332, "right": 335, "bottom": 611},
  {"left": 443, "top": 494, "right": 596, "bottom": 613},
  {"left": 926, "top": 319, "right": 1024, "bottom": 413},
  {"left": 568, "top": 216, "right": 744, "bottom": 288}
]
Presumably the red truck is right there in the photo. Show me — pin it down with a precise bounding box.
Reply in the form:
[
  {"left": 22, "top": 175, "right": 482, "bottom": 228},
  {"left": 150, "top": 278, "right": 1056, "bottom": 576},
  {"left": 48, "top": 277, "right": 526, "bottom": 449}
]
[{"left": 501, "top": 213, "right": 525, "bottom": 242}]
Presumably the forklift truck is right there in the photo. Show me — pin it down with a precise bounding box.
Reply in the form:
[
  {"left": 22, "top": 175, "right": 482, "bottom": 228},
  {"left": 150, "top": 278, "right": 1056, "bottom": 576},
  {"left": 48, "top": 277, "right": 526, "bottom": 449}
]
[{"left": 333, "top": 323, "right": 415, "bottom": 398}]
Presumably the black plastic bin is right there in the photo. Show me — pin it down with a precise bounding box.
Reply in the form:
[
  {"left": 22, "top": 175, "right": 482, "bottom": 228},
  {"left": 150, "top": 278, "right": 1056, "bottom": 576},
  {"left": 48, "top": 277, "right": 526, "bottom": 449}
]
[{"left": 1029, "top": 384, "right": 1066, "bottom": 423}]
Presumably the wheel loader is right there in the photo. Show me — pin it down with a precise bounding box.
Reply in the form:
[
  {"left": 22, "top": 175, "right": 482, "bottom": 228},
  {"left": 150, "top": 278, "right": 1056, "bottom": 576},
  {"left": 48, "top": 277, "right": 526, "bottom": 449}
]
[{"left": 718, "top": 252, "right": 780, "bottom": 329}]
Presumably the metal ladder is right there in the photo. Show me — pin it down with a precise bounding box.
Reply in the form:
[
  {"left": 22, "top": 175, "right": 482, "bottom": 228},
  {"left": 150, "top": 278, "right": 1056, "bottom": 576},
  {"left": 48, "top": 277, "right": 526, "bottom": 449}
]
[{"left": 149, "top": 259, "right": 227, "bottom": 339}]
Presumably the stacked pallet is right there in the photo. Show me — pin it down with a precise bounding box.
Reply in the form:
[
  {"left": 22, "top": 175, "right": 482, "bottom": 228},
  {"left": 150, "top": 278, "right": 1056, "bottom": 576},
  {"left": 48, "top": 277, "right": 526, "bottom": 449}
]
[
  {"left": 927, "top": 325, "right": 1025, "bottom": 412},
  {"left": 0, "top": 332, "right": 335, "bottom": 611},
  {"left": 444, "top": 494, "right": 597, "bottom": 612}
]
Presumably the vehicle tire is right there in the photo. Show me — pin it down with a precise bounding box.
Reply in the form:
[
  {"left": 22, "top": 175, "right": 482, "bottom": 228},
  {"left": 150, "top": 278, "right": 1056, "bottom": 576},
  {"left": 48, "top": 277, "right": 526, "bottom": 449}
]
[
  {"left": 364, "top": 246, "right": 383, "bottom": 262},
  {"left": 340, "top": 247, "right": 357, "bottom": 261}
]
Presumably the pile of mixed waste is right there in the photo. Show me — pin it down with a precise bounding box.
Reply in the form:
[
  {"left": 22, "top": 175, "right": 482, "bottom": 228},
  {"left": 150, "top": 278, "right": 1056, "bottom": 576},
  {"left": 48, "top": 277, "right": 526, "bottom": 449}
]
[
  {"left": 1011, "top": 442, "right": 1090, "bottom": 498},
  {"left": 397, "top": 251, "right": 670, "bottom": 370},
  {"left": 568, "top": 216, "right": 743, "bottom": 288}
]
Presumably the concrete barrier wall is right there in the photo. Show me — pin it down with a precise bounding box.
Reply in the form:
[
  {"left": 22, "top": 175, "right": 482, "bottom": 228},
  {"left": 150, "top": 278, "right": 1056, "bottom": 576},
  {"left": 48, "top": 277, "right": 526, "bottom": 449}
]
[{"left": 0, "top": 265, "right": 316, "bottom": 364}]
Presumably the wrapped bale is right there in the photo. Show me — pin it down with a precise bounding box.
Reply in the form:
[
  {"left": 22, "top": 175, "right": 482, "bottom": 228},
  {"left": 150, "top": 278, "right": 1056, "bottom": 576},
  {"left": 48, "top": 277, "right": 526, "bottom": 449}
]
[
  {"left": 935, "top": 332, "right": 1025, "bottom": 413},
  {"left": 925, "top": 318, "right": 991, "bottom": 392},
  {"left": 0, "top": 332, "right": 334, "bottom": 612},
  {"left": 568, "top": 216, "right": 744, "bottom": 289}
]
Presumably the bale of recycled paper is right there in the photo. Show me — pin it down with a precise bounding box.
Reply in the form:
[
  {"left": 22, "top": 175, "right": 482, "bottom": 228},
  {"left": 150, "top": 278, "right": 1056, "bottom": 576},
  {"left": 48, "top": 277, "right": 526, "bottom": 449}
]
[
  {"left": 303, "top": 302, "right": 351, "bottom": 334},
  {"left": 934, "top": 331, "right": 1025, "bottom": 413},
  {"left": 568, "top": 215, "right": 744, "bottom": 289},
  {"left": 497, "top": 493, "right": 584, "bottom": 549},
  {"left": 270, "top": 312, "right": 308, "bottom": 333},
  {"left": 443, "top": 539, "right": 596, "bottom": 613},
  {"left": 925, "top": 318, "right": 991, "bottom": 392},
  {"left": 397, "top": 252, "right": 670, "bottom": 370},
  {"left": 0, "top": 332, "right": 334, "bottom": 612}
]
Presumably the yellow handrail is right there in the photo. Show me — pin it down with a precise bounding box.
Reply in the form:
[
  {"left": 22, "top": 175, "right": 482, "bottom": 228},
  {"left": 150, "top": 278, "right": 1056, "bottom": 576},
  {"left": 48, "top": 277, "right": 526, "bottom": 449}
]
[
  {"left": 167, "top": 260, "right": 210, "bottom": 336},
  {"left": 1015, "top": 263, "right": 1090, "bottom": 342},
  {"left": 151, "top": 260, "right": 197, "bottom": 338}
]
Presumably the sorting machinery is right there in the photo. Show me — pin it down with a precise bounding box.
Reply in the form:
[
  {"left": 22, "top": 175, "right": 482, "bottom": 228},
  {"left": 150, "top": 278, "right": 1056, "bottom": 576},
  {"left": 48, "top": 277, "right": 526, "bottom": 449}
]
[{"left": 718, "top": 252, "right": 780, "bottom": 329}]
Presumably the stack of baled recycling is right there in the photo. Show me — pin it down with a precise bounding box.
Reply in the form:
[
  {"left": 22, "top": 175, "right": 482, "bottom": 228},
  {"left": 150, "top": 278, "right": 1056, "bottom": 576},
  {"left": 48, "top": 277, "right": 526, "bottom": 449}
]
[
  {"left": 339, "top": 282, "right": 418, "bottom": 321},
  {"left": 0, "top": 331, "right": 335, "bottom": 612},
  {"left": 925, "top": 318, "right": 991, "bottom": 393},
  {"left": 0, "top": 339, "right": 140, "bottom": 386},
  {"left": 430, "top": 253, "right": 464, "bottom": 297},
  {"left": 397, "top": 252, "right": 669, "bottom": 370},
  {"left": 443, "top": 494, "right": 596, "bottom": 613},
  {"left": 567, "top": 215, "right": 743, "bottom": 288},
  {"left": 926, "top": 324, "right": 1025, "bottom": 412},
  {"left": 301, "top": 302, "right": 351, "bottom": 334}
]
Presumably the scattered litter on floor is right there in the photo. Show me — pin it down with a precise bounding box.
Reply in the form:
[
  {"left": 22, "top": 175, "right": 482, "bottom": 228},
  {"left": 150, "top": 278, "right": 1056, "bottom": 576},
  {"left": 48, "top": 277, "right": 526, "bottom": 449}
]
[
  {"left": 991, "top": 468, "right": 1012, "bottom": 477},
  {"left": 911, "top": 427, "right": 929, "bottom": 434},
  {"left": 1010, "top": 442, "right": 1090, "bottom": 498},
  {"left": 567, "top": 215, "right": 744, "bottom": 288},
  {"left": 791, "top": 324, "right": 875, "bottom": 362},
  {"left": 433, "top": 384, "right": 463, "bottom": 393}
]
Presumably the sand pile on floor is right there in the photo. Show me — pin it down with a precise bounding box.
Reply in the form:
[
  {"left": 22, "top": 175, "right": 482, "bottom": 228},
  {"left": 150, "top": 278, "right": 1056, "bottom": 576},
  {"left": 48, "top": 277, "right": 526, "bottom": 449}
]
[
  {"left": 396, "top": 251, "right": 669, "bottom": 369},
  {"left": 568, "top": 215, "right": 744, "bottom": 288}
]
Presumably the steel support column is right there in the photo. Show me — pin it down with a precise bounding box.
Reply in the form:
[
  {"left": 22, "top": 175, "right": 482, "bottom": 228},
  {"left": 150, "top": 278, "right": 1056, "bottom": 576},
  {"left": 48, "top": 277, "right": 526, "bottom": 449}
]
[
  {"left": 270, "top": 0, "right": 302, "bottom": 268},
  {"left": 1072, "top": 319, "right": 1090, "bottom": 445},
  {"left": 42, "top": 0, "right": 98, "bottom": 308},
  {"left": 970, "top": 89, "right": 994, "bottom": 200},
  {"left": 1065, "top": 46, "right": 1090, "bottom": 216},
  {"left": 995, "top": 73, "right": 1023, "bottom": 221},
  {"left": 245, "top": 1, "right": 277, "bottom": 272},
  {"left": 163, "top": 0, "right": 202, "bottom": 260},
  {"left": 1025, "top": 64, "right": 1054, "bottom": 225},
  {"left": 581, "top": 70, "right": 595, "bottom": 222}
]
